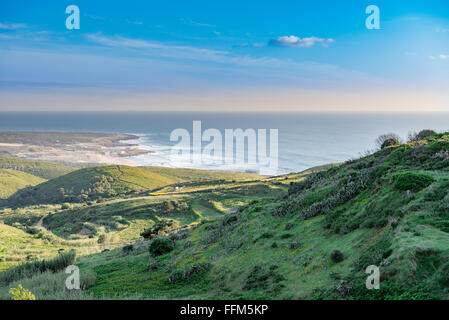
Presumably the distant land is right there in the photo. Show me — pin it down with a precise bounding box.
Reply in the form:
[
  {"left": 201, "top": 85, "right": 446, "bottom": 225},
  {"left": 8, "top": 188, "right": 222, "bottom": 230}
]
[{"left": 0, "top": 132, "right": 150, "bottom": 166}]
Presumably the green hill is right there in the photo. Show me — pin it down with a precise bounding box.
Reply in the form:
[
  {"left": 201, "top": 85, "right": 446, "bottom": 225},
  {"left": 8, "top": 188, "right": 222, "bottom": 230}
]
[
  {"left": 0, "top": 155, "right": 74, "bottom": 180},
  {"left": 2, "top": 131, "right": 449, "bottom": 300},
  {"left": 76, "top": 131, "right": 449, "bottom": 299},
  {"left": 7, "top": 165, "right": 261, "bottom": 206},
  {"left": 0, "top": 169, "right": 45, "bottom": 199}
]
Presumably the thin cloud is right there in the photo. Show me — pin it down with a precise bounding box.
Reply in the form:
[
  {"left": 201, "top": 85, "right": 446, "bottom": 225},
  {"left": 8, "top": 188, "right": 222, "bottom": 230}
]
[
  {"left": 268, "top": 35, "right": 334, "bottom": 48},
  {"left": 233, "top": 42, "right": 264, "bottom": 48},
  {"left": 126, "top": 19, "right": 144, "bottom": 25},
  {"left": 85, "top": 33, "right": 230, "bottom": 62},
  {"left": 179, "top": 18, "right": 215, "bottom": 28},
  {"left": 436, "top": 27, "right": 449, "bottom": 33},
  {"left": 84, "top": 33, "right": 364, "bottom": 86},
  {"left": 0, "top": 22, "right": 27, "bottom": 30}
]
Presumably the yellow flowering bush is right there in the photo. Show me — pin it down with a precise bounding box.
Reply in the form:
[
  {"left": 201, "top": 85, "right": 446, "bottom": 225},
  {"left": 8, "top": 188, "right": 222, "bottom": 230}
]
[{"left": 9, "top": 284, "right": 36, "bottom": 300}]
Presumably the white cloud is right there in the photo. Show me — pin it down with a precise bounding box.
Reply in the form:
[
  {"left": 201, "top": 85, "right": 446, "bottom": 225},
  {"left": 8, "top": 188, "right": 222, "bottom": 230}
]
[
  {"left": 429, "top": 54, "right": 449, "bottom": 60},
  {"left": 268, "top": 35, "right": 334, "bottom": 48},
  {"left": 0, "top": 22, "right": 27, "bottom": 30}
]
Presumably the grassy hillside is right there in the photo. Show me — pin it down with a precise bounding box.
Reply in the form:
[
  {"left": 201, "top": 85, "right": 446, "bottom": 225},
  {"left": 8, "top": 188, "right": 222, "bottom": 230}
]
[
  {"left": 78, "top": 131, "right": 449, "bottom": 299},
  {"left": 1, "top": 131, "right": 449, "bottom": 300},
  {"left": 7, "top": 165, "right": 261, "bottom": 206},
  {"left": 0, "top": 169, "right": 45, "bottom": 199},
  {"left": 0, "top": 154, "right": 74, "bottom": 180}
]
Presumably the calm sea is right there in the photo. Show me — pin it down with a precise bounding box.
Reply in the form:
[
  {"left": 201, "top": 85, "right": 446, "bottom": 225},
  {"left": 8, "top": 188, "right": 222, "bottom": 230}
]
[{"left": 1, "top": 111, "right": 448, "bottom": 174}]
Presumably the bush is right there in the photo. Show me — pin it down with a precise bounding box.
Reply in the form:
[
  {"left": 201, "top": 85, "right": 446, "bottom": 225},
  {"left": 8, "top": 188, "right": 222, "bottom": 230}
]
[
  {"left": 330, "top": 250, "right": 344, "bottom": 263},
  {"left": 141, "top": 220, "right": 175, "bottom": 239},
  {"left": 393, "top": 171, "right": 434, "bottom": 192},
  {"left": 122, "top": 244, "right": 134, "bottom": 253},
  {"left": 61, "top": 203, "right": 73, "bottom": 210},
  {"left": 376, "top": 133, "right": 401, "bottom": 149},
  {"left": 0, "top": 250, "right": 76, "bottom": 286},
  {"left": 9, "top": 284, "right": 36, "bottom": 300},
  {"left": 166, "top": 263, "right": 212, "bottom": 283},
  {"left": 148, "top": 237, "right": 174, "bottom": 256},
  {"left": 26, "top": 226, "right": 41, "bottom": 235},
  {"left": 222, "top": 215, "right": 238, "bottom": 226},
  {"left": 243, "top": 265, "right": 285, "bottom": 292},
  {"left": 408, "top": 129, "right": 437, "bottom": 142}
]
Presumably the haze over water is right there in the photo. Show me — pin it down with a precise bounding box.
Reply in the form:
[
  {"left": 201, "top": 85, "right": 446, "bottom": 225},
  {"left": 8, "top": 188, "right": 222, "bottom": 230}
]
[{"left": 1, "top": 111, "right": 449, "bottom": 174}]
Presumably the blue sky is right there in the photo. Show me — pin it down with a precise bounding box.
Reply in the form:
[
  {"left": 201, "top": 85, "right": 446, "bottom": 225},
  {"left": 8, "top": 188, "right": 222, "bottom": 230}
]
[{"left": 0, "top": 0, "right": 448, "bottom": 111}]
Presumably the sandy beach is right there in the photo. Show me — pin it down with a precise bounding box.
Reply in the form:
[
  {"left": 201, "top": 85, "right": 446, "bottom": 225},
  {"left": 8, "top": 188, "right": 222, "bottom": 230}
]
[{"left": 0, "top": 132, "right": 151, "bottom": 166}]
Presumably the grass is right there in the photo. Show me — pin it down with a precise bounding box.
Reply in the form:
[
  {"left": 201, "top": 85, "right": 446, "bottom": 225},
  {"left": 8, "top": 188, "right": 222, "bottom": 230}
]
[
  {"left": 0, "top": 169, "right": 45, "bottom": 199},
  {"left": 0, "top": 154, "right": 74, "bottom": 179},
  {"left": 1, "top": 131, "right": 449, "bottom": 300},
  {"left": 7, "top": 165, "right": 262, "bottom": 206}
]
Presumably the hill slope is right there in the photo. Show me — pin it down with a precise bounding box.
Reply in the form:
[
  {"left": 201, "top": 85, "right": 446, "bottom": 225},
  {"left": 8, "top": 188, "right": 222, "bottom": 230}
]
[
  {"left": 2, "top": 132, "right": 449, "bottom": 300},
  {"left": 0, "top": 169, "right": 45, "bottom": 199},
  {"left": 77, "top": 131, "right": 449, "bottom": 299},
  {"left": 0, "top": 155, "right": 74, "bottom": 179},
  {"left": 7, "top": 165, "right": 261, "bottom": 206}
]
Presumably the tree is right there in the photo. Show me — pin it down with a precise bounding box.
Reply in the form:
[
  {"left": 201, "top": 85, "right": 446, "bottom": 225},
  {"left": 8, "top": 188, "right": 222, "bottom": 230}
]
[{"left": 375, "top": 133, "right": 401, "bottom": 149}]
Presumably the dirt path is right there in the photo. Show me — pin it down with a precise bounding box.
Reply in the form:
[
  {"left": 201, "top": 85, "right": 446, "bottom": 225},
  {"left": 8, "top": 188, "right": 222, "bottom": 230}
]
[{"left": 36, "top": 215, "right": 46, "bottom": 227}]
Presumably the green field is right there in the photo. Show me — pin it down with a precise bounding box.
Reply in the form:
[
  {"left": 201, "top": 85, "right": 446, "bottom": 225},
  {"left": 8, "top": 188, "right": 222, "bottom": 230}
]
[
  {"left": 0, "top": 169, "right": 45, "bottom": 199},
  {"left": 0, "top": 154, "right": 74, "bottom": 180},
  {"left": 1, "top": 131, "right": 449, "bottom": 300}
]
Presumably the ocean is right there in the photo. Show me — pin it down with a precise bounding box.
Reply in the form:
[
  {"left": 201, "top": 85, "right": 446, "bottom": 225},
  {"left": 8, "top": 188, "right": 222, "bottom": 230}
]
[{"left": 1, "top": 111, "right": 449, "bottom": 175}]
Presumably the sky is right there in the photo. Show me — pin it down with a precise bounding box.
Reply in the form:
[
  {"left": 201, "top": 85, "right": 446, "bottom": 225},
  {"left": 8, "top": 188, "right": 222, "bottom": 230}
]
[{"left": 0, "top": 0, "right": 448, "bottom": 111}]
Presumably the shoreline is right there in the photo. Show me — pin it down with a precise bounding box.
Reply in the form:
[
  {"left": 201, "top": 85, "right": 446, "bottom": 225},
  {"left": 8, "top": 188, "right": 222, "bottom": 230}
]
[{"left": 0, "top": 131, "right": 151, "bottom": 167}]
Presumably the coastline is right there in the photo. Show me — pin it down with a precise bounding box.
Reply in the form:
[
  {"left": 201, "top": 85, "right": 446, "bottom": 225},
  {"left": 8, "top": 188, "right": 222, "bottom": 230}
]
[{"left": 0, "top": 131, "right": 151, "bottom": 167}]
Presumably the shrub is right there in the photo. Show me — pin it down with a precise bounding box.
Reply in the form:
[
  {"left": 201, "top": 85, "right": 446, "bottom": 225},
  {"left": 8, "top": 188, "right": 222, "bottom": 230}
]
[
  {"left": 0, "top": 250, "right": 76, "bottom": 286},
  {"left": 61, "top": 203, "right": 73, "bottom": 210},
  {"left": 408, "top": 129, "right": 437, "bottom": 142},
  {"left": 97, "top": 234, "right": 106, "bottom": 244},
  {"left": 141, "top": 220, "right": 175, "bottom": 239},
  {"left": 243, "top": 265, "right": 285, "bottom": 292},
  {"left": 26, "top": 226, "right": 41, "bottom": 235},
  {"left": 9, "top": 284, "right": 36, "bottom": 300},
  {"left": 148, "top": 237, "right": 174, "bottom": 256},
  {"left": 330, "top": 250, "right": 344, "bottom": 263},
  {"left": 166, "top": 263, "right": 212, "bottom": 283},
  {"left": 222, "top": 215, "right": 238, "bottom": 226},
  {"left": 122, "top": 244, "right": 134, "bottom": 253},
  {"left": 376, "top": 133, "right": 401, "bottom": 149},
  {"left": 393, "top": 171, "right": 434, "bottom": 192}
]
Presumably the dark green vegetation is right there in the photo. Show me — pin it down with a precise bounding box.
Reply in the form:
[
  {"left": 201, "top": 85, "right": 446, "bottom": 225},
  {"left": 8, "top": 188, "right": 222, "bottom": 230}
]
[
  {"left": 0, "top": 250, "right": 75, "bottom": 286},
  {"left": 1, "top": 130, "right": 449, "bottom": 300}
]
